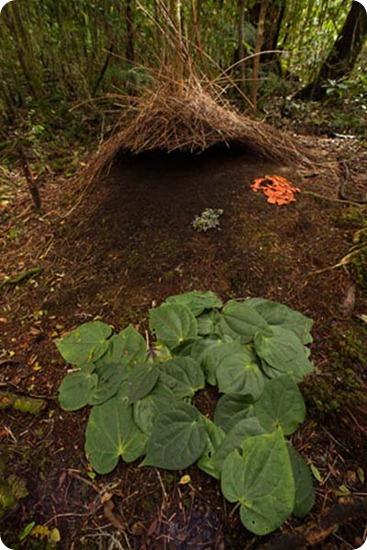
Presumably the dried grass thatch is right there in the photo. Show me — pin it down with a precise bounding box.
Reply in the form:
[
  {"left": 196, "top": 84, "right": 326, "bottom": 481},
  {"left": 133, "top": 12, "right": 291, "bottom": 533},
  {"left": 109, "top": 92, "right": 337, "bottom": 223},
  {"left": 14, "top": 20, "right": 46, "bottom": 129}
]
[{"left": 82, "top": 74, "right": 314, "bottom": 186}]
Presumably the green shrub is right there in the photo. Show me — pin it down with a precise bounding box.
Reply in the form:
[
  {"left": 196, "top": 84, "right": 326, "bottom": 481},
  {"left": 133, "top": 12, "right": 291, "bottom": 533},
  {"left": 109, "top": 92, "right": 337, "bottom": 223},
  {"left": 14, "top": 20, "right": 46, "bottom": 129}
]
[{"left": 56, "top": 290, "right": 315, "bottom": 536}]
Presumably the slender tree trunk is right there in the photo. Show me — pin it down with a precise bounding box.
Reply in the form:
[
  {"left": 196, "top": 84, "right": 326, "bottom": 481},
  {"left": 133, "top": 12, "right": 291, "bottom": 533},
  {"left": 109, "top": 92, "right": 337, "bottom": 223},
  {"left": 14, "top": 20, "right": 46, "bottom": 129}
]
[
  {"left": 125, "top": 0, "right": 135, "bottom": 65},
  {"left": 298, "top": 1, "right": 367, "bottom": 100},
  {"left": 237, "top": 0, "right": 246, "bottom": 94},
  {"left": 251, "top": 0, "right": 268, "bottom": 110}
]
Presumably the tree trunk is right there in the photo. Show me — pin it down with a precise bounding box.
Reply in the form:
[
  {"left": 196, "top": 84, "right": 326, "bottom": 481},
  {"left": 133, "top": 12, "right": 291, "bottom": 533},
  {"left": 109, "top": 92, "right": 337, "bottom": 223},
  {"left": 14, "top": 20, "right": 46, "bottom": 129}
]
[
  {"left": 298, "top": 1, "right": 367, "bottom": 100},
  {"left": 249, "top": 0, "right": 285, "bottom": 74},
  {"left": 237, "top": 0, "right": 246, "bottom": 93},
  {"left": 251, "top": 0, "right": 268, "bottom": 110},
  {"left": 125, "top": 0, "right": 135, "bottom": 66}
]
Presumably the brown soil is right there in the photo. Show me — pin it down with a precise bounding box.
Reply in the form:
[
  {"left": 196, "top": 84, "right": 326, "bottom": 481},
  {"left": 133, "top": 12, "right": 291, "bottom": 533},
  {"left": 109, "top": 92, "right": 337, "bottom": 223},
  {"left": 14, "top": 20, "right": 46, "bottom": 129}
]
[{"left": 1, "top": 143, "right": 366, "bottom": 549}]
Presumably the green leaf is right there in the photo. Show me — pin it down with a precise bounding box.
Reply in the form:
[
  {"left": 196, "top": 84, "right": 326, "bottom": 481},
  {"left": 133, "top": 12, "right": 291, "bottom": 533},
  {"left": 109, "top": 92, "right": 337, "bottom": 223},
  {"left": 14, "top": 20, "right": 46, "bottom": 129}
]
[
  {"left": 143, "top": 402, "right": 207, "bottom": 470},
  {"left": 56, "top": 321, "right": 112, "bottom": 365},
  {"left": 221, "top": 429, "right": 295, "bottom": 535},
  {"left": 213, "top": 417, "right": 265, "bottom": 471},
  {"left": 199, "top": 339, "right": 243, "bottom": 385},
  {"left": 127, "top": 363, "right": 160, "bottom": 404},
  {"left": 85, "top": 395, "right": 147, "bottom": 474},
  {"left": 197, "top": 310, "right": 220, "bottom": 336},
  {"left": 288, "top": 446, "right": 315, "bottom": 518},
  {"left": 95, "top": 326, "right": 147, "bottom": 370},
  {"left": 254, "top": 326, "right": 313, "bottom": 381},
  {"left": 159, "top": 357, "right": 205, "bottom": 398},
  {"left": 216, "top": 349, "right": 264, "bottom": 399},
  {"left": 133, "top": 385, "right": 174, "bottom": 435},
  {"left": 149, "top": 304, "right": 198, "bottom": 349},
  {"left": 58, "top": 370, "right": 98, "bottom": 411},
  {"left": 214, "top": 393, "right": 255, "bottom": 432},
  {"left": 254, "top": 376, "right": 306, "bottom": 435},
  {"left": 219, "top": 301, "right": 269, "bottom": 344},
  {"left": 89, "top": 364, "right": 127, "bottom": 406},
  {"left": 197, "top": 417, "right": 226, "bottom": 479},
  {"left": 165, "top": 290, "right": 223, "bottom": 316},
  {"left": 247, "top": 298, "right": 313, "bottom": 344}
]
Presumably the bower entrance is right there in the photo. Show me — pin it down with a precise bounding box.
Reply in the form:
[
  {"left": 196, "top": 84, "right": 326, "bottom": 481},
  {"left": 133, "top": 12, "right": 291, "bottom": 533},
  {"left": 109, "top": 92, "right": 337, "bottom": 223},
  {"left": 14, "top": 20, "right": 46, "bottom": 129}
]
[{"left": 82, "top": 77, "right": 313, "bottom": 186}]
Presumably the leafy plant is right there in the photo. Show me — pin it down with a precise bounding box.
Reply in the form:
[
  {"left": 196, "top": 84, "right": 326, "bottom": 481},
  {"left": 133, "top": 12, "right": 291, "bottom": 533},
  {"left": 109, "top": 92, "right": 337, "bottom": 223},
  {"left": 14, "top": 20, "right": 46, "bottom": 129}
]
[
  {"left": 192, "top": 209, "right": 223, "bottom": 232},
  {"left": 57, "top": 290, "right": 315, "bottom": 536}
]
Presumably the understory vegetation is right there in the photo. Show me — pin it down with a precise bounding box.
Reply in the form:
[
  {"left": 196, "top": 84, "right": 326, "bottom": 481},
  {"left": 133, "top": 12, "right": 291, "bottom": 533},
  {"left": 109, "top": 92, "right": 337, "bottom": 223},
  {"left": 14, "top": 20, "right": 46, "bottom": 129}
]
[
  {"left": 1, "top": 1, "right": 367, "bottom": 548},
  {"left": 57, "top": 291, "right": 315, "bottom": 536}
]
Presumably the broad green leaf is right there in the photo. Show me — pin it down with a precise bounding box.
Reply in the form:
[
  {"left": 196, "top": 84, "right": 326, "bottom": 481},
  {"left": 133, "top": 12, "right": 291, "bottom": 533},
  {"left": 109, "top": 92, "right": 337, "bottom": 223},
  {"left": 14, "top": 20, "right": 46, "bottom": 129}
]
[
  {"left": 190, "top": 337, "right": 219, "bottom": 363},
  {"left": 199, "top": 339, "right": 243, "bottom": 385},
  {"left": 254, "top": 326, "right": 313, "bottom": 381},
  {"left": 85, "top": 395, "right": 147, "bottom": 474},
  {"left": 149, "top": 304, "right": 198, "bottom": 349},
  {"left": 143, "top": 402, "right": 207, "bottom": 470},
  {"left": 254, "top": 376, "right": 306, "bottom": 435},
  {"left": 214, "top": 394, "right": 255, "bottom": 432},
  {"left": 212, "top": 417, "right": 265, "bottom": 470},
  {"left": 197, "top": 311, "right": 220, "bottom": 336},
  {"left": 165, "top": 290, "right": 223, "bottom": 317},
  {"left": 95, "top": 326, "right": 146, "bottom": 370},
  {"left": 127, "top": 363, "right": 160, "bottom": 404},
  {"left": 89, "top": 364, "right": 127, "bottom": 406},
  {"left": 197, "top": 417, "right": 226, "bottom": 479},
  {"left": 56, "top": 321, "right": 112, "bottom": 365},
  {"left": 288, "top": 446, "right": 315, "bottom": 518},
  {"left": 133, "top": 385, "right": 174, "bottom": 435},
  {"left": 159, "top": 357, "right": 205, "bottom": 398},
  {"left": 216, "top": 349, "right": 264, "bottom": 399},
  {"left": 247, "top": 298, "right": 313, "bottom": 344},
  {"left": 221, "top": 429, "right": 295, "bottom": 535},
  {"left": 219, "top": 301, "right": 269, "bottom": 344},
  {"left": 58, "top": 370, "right": 98, "bottom": 411}
]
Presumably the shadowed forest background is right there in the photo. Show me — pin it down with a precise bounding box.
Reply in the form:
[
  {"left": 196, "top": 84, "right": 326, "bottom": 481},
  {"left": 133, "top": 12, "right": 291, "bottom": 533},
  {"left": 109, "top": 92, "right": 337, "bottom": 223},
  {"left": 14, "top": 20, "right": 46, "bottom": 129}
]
[{"left": 0, "top": 1, "right": 367, "bottom": 549}]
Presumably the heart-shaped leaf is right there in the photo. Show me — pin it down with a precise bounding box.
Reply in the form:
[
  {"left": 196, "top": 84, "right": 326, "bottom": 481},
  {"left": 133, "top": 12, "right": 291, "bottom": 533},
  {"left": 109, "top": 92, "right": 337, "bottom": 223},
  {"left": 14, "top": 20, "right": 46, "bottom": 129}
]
[
  {"left": 197, "top": 311, "right": 220, "bottom": 336},
  {"left": 288, "top": 445, "right": 315, "bottom": 518},
  {"left": 58, "top": 369, "right": 98, "bottom": 411},
  {"left": 197, "top": 417, "right": 226, "bottom": 479},
  {"left": 56, "top": 321, "right": 112, "bottom": 365},
  {"left": 143, "top": 402, "right": 207, "bottom": 470},
  {"left": 247, "top": 298, "right": 313, "bottom": 344},
  {"left": 216, "top": 349, "right": 264, "bottom": 399},
  {"left": 127, "top": 363, "right": 160, "bottom": 404},
  {"left": 159, "top": 357, "right": 205, "bottom": 398},
  {"left": 94, "top": 326, "right": 146, "bottom": 370},
  {"left": 214, "top": 394, "right": 255, "bottom": 432},
  {"left": 219, "top": 301, "right": 269, "bottom": 344},
  {"left": 254, "top": 326, "right": 313, "bottom": 381},
  {"left": 165, "top": 291, "right": 223, "bottom": 317},
  {"left": 133, "top": 385, "right": 175, "bottom": 435},
  {"left": 149, "top": 304, "right": 198, "bottom": 349},
  {"left": 199, "top": 339, "right": 243, "bottom": 385},
  {"left": 254, "top": 375, "right": 306, "bottom": 435},
  {"left": 213, "top": 417, "right": 265, "bottom": 470},
  {"left": 89, "top": 364, "right": 128, "bottom": 406},
  {"left": 85, "top": 395, "right": 147, "bottom": 474},
  {"left": 221, "top": 429, "right": 295, "bottom": 535}
]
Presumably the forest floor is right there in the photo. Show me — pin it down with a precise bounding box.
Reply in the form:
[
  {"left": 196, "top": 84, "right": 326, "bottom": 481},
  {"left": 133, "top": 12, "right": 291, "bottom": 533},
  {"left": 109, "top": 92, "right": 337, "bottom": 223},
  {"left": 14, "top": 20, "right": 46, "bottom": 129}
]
[{"left": 1, "top": 132, "right": 367, "bottom": 549}]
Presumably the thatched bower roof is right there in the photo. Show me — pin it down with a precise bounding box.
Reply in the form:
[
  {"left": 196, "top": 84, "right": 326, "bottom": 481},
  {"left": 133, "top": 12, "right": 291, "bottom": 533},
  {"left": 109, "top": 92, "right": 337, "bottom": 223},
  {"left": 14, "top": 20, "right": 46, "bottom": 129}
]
[{"left": 83, "top": 77, "right": 313, "bottom": 185}]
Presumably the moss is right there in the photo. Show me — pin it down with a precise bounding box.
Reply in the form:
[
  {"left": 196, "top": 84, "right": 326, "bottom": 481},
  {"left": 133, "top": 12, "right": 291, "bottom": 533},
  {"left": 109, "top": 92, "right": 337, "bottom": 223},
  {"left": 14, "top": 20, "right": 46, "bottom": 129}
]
[
  {"left": 349, "top": 248, "right": 367, "bottom": 287},
  {"left": 335, "top": 208, "right": 365, "bottom": 229},
  {"left": 305, "top": 329, "right": 366, "bottom": 413}
]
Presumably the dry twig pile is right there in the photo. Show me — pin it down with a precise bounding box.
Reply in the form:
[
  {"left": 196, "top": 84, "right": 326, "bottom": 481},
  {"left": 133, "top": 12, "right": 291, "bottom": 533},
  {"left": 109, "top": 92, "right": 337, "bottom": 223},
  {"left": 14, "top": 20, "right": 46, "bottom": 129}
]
[{"left": 83, "top": 73, "right": 313, "bottom": 185}]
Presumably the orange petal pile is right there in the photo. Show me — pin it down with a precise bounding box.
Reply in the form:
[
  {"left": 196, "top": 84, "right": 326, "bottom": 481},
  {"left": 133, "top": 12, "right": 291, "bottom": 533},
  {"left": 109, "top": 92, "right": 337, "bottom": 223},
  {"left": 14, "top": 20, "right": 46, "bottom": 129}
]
[{"left": 250, "top": 175, "right": 300, "bottom": 206}]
